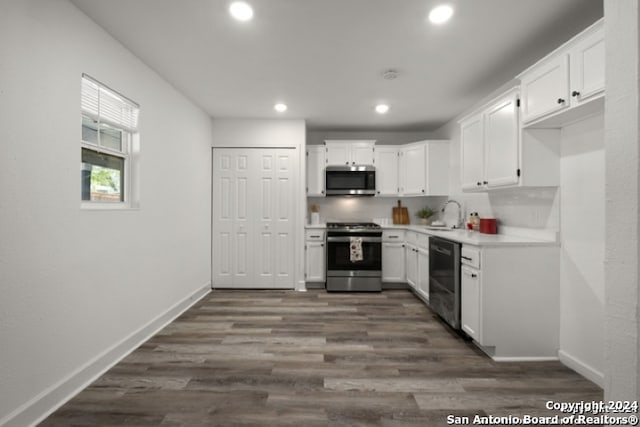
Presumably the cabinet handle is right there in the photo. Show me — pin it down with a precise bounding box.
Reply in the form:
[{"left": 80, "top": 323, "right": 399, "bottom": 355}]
[
  {"left": 461, "top": 256, "right": 473, "bottom": 261},
  {"left": 321, "top": 190, "right": 325, "bottom": 194},
  {"left": 557, "top": 98, "right": 565, "bottom": 104},
  {"left": 572, "top": 90, "right": 580, "bottom": 97},
  {"left": 477, "top": 182, "right": 482, "bottom": 186},
  {"left": 321, "top": 243, "right": 324, "bottom": 247},
  {"left": 377, "top": 191, "right": 380, "bottom": 194},
  {"left": 345, "top": 162, "right": 349, "bottom": 165},
  {"left": 483, "top": 181, "right": 488, "bottom": 185},
  {"left": 389, "top": 236, "right": 399, "bottom": 239},
  {"left": 352, "top": 161, "right": 355, "bottom": 165},
  {"left": 422, "top": 189, "right": 425, "bottom": 193},
  {"left": 310, "top": 235, "right": 320, "bottom": 238},
  {"left": 471, "top": 273, "right": 477, "bottom": 278}
]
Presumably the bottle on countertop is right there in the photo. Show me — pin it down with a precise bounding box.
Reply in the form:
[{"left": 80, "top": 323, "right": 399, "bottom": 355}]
[{"left": 472, "top": 212, "right": 480, "bottom": 231}]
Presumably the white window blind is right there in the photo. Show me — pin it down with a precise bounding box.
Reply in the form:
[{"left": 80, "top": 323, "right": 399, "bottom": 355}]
[{"left": 81, "top": 75, "right": 139, "bottom": 132}]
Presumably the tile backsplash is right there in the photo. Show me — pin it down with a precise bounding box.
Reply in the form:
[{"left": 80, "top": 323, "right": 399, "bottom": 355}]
[
  {"left": 307, "top": 196, "right": 447, "bottom": 224},
  {"left": 308, "top": 187, "right": 559, "bottom": 231}
]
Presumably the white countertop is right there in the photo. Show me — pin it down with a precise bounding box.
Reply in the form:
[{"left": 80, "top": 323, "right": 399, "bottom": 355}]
[{"left": 305, "top": 223, "right": 558, "bottom": 246}]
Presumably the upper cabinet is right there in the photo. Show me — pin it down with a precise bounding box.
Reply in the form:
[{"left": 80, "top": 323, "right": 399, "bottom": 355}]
[
  {"left": 519, "top": 19, "right": 604, "bottom": 127},
  {"left": 399, "top": 140, "right": 449, "bottom": 196},
  {"left": 306, "top": 145, "right": 325, "bottom": 196},
  {"left": 459, "top": 87, "right": 560, "bottom": 192},
  {"left": 374, "top": 145, "right": 400, "bottom": 196},
  {"left": 460, "top": 88, "right": 523, "bottom": 191},
  {"left": 324, "top": 140, "right": 375, "bottom": 166}
]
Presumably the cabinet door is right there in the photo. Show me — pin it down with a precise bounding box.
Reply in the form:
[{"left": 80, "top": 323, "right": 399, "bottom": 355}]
[
  {"left": 405, "top": 244, "right": 418, "bottom": 288},
  {"left": 400, "top": 144, "right": 426, "bottom": 195},
  {"left": 305, "top": 241, "right": 325, "bottom": 282},
  {"left": 461, "top": 266, "right": 482, "bottom": 342},
  {"left": 570, "top": 24, "right": 604, "bottom": 103},
  {"left": 520, "top": 54, "right": 570, "bottom": 123},
  {"left": 325, "top": 143, "right": 350, "bottom": 166},
  {"left": 417, "top": 247, "right": 430, "bottom": 301},
  {"left": 306, "top": 146, "right": 325, "bottom": 196},
  {"left": 374, "top": 146, "right": 399, "bottom": 196},
  {"left": 382, "top": 242, "right": 405, "bottom": 282},
  {"left": 484, "top": 90, "right": 520, "bottom": 188},
  {"left": 460, "top": 114, "right": 484, "bottom": 191},
  {"left": 350, "top": 142, "right": 375, "bottom": 165}
]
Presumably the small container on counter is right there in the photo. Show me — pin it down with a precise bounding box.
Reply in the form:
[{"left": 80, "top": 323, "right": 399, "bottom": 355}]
[{"left": 479, "top": 217, "right": 498, "bottom": 234}]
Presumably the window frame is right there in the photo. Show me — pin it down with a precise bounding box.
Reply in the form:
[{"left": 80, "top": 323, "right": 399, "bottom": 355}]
[{"left": 80, "top": 75, "right": 139, "bottom": 209}]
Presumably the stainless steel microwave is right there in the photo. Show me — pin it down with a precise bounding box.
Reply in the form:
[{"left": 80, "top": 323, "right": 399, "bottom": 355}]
[{"left": 325, "top": 165, "right": 376, "bottom": 196}]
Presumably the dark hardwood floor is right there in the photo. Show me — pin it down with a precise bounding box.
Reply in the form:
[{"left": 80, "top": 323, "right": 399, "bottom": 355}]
[{"left": 41, "top": 290, "right": 602, "bottom": 426}]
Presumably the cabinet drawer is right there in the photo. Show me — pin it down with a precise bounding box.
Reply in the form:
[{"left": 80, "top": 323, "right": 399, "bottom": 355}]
[
  {"left": 461, "top": 246, "right": 480, "bottom": 269},
  {"left": 383, "top": 230, "right": 405, "bottom": 242},
  {"left": 417, "top": 233, "right": 430, "bottom": 249},
  {"left": 305, "top": 230, "right": 325, "bottom": 241}
]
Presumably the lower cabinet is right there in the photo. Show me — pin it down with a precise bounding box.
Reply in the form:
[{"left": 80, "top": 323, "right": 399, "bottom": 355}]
[
  {"left": 304, "top": 230, "right": 325, "bottom": 284},
  {"left": 382, "top": 230, "right": 406, "bottom": 283},
  {"left": 461, "top": 265, "right": 481, "bottom": 342},
  {"left": 460, "top": 243, "right": 559, "bottom": 359},
  {"left": 417, "top": 246, "right": 430, "bottom": 301},
  {"left": 403, "top": 231, "right": 429, "bottom": 302}
]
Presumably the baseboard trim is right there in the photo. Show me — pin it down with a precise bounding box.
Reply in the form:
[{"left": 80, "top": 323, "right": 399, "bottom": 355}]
[
  {"left": 558, "top": 349, "right": 604, "bottom": 388},
  {"left": 492, "top": 356, "right": 559, "bottom": 362},
  {"left": 2, "top": 282, "right": 211, "bottom": 427}
]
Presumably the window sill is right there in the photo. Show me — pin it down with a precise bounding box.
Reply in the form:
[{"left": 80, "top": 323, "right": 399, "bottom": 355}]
[{"left": 81, "top": 202, "right": 139, "bottom": 211}]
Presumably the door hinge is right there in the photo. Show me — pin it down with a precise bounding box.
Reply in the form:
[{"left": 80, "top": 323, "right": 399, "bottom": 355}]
[
  {"left": 517, "top": 168, "right": 521, "bottom": 177},
  {"left": 516, "top": 98, "right": 521, "bottom": 107}
]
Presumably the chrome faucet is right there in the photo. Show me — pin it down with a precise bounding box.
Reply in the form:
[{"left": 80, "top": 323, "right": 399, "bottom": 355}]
[{"left": 441, "top": 199, "right": 465, "bottom": 229}]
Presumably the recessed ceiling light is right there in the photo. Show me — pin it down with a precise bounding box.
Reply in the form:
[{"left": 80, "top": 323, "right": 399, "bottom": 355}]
[
  {"left": 375, "top": 104, "right": 390, "bottom": 114},
  {"left": 229, "top": 2, "right": 253, "bottom": 21},
  {"left": 429, "top": 4, "right": 453, "bottom": 24},
  {"left": 274, "top": 103, "right": 287, "bottom": 112}
]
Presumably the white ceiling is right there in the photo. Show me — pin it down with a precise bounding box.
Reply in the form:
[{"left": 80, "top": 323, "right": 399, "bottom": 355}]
[{"left": 70, "top": 0, "right": 602, "bottom": 131}]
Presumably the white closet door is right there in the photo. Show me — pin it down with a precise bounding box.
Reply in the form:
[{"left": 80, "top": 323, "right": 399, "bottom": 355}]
[
  {"left": 212, "top": 148, "right": 294, "bottom": 289},
  {"left": 212, "top": 151, "right": 234, "bottom": 286},
  {"left": 273, "top": 150, "right": 294, "bottom": 288}
]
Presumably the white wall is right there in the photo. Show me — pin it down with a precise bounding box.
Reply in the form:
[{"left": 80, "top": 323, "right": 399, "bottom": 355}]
[
  {"left": 0, "top": 1, "right": 213, "bottom": 425},
  {"left": 603, "top": 0, "right": 640, "bottom": 401},
  {"left": 211, "top": 118, "right": 306, "bottom": 291},
  {"left": 558, "top": 113, "right": 605, "bottom": 385}
]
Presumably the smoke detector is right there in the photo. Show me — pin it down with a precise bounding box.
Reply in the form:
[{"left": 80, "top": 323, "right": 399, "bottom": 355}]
[{"left": 381, "top": 69, "right": 399, "bottom": 80}]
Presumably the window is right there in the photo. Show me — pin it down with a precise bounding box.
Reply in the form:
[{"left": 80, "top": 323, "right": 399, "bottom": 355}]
[{"left": 81, "top": 75, "right": 139, "bottom": 205}]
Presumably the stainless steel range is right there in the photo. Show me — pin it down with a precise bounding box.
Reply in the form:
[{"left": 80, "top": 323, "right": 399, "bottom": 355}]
[{"left": 326, "top": 222, "right": 382, "bottom": 292}]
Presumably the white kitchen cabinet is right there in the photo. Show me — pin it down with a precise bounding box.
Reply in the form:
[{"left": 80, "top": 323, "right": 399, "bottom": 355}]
[
  {"left": 484, "top": 90, "right": 520, "bottom": 188},
  {"left": 519, "top": 19, "right": 604, "bottom": 126},
  {"left": 305, "top": 230, "right": 325, "bottom": 283},
  {"left": 569, "top": 21, "right": 605, "bottom": 104},
  {"left": 399, "top": 140, "right": 449, "bottom": 196},
  {"left": 460, "top": 113, "right": 485, "bottom": 191},
  {"left": 382, "top": 243, "right": 405, "bottom": 282},
  {"left": 306, "top": 145, "right": 325, "bottom": 196},
  {"left": 461, "top": 265, "right": 481, "bottom": 342},
  {"left": 417, "top": 246, "right": 430, "bottom": 301},
  {"left": 404, "top": 231, "right": 418, "bottom": 289},
  {"left": 374, "top": 146, "right": 400, "bottom": 196},
  {"left": 519, "top": 54, "right": 569, "bottom": 124},
  {"left": 459, "top": 87, "right": 559, "bottom": 192},
  {"left": 459, "top": 243, "right": 560, "bottom": 359},
  {"left": 382, "top": 229, "right": 405, "bottom": 282},
  {"left": 324, "top": 140, "right": 375, "bottom": 166}
]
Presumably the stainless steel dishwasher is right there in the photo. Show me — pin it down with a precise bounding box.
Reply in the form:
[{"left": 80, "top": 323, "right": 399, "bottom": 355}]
[{"left": 428, "top": 236, "right": 461, "bottom": 330}]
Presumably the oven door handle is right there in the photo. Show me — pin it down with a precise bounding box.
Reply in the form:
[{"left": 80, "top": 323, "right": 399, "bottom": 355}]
[{"left": 327, "top": 236, "right": 382, "bottom": 243}]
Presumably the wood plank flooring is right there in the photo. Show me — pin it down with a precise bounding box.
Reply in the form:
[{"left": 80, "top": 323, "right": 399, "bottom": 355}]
[{"left": 41, "top": 290, "right": 602, "bottom": 426}]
